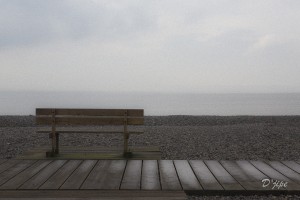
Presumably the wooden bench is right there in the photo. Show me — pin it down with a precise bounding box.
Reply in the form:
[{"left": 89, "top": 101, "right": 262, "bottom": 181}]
[{"left": 36, "top": 108, "right": 144, "bottom": 157}]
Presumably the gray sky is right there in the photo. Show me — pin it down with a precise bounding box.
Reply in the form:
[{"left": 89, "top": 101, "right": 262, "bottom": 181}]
[{"left": 1, "top": 0, "right": 299, "bottom": 93}]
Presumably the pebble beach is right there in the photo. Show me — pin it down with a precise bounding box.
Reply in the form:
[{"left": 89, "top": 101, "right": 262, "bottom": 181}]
[{"left": 0, "top": 115, "right": 300, "bottom": 199}]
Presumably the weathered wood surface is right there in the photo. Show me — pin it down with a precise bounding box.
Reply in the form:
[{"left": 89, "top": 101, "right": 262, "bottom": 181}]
[
  {"left": 40, "top": 160, "right": 82, "bottom": 189},
  {"left": 19, "top": 160, "right": 66, "bottom": 189},
  {"left": 159, "top": 160, "right": 181, "bottom": 190},
  {"left": 36, "top": 108, "right": 145, "bottom": 157},
  {"left": 267, "top": 161, "right": 300, "bottom": 184},
  {"left": 60, "top": 160, "right": 97, "bottom": 189},
  {"left": 250, "top": 160, "right": 300, "bottom": 190},
  {"left": 0, "top": 190, "right": 187, "bottom": 199},
  {"left": 174, "top": 160, "right": 202, "bottom": 190},
  {"left": 0, "top": 159, "right": 21, "bottom": 174},
  {"left": 0, "top": 160, "right": 52, "bottom": 189},
  {"left": 36, "top": 108, "right": 144, "bottom": 117},
  {"left": 141, "top": 160, "right": 161, "bottom": 190},
  {"left": 0, "top": 160, "right": 36, "bottom": 186},
  {"left": 282, "top": 161, "right": 300, "bottom": 174},
  {"left": 81, "top": 160, "right": 126, "bottom": 189},
  {"left": 36, "top": 116, "right": 144, "bottom": 126},
  {"left": 0, "top": 160, "right": 7, "bottom": 165},
  {"left": 205, "top": 160, "right": 244, "bottom": 191},
  {"left": 121, "top": 160, "right": 142, "bottom": 189},
  {"left": 18, "top": 146, "right": 161, "bottom": 160},
  {"left": 36, "top": 130, "right": 143, "bottom": 134},
  {"left": 0, "top": 159, "right": 300, "bottom": 196},
  {"left": 189, "top": 160, "right": 223, "bottom": 190},
  {"left": 220, "top": 160, "right": 266, "bottom": 191}
]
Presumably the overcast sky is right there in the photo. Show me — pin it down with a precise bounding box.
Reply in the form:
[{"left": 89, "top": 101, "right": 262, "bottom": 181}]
[{"left": 0, "top": 0, "right": 299, "bottom": 93}]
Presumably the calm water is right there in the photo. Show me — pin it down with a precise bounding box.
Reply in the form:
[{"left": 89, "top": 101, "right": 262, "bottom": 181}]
[{"left": 1, "top": 91, "right": 300, "bottom": 115}]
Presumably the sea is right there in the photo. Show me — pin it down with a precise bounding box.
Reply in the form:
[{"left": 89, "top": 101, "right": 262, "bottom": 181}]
[{"left": 1, "top": 91, "right": 300, "bottom": 116}]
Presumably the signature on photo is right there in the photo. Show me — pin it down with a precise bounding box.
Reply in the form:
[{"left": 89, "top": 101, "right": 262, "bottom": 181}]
[{"left": 261, "top": 178, "right": 288, "bottom": 190}]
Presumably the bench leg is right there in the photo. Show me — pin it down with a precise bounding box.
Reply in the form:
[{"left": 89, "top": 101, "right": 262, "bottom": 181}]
[
  {"left": 55, "top": 133, "right": 59, "bottom": 154},
  {"left": 51, "top": 133, "right": 56, "bottom": 154},
  {"left": 46, "top": 132, "right": 59, "bottom": 157},
  {"left": 123, "top": 132, "right": 128, "bottom": 154},
  {"left": 123, "top": 132, "right": 132, "bottom": 157}
]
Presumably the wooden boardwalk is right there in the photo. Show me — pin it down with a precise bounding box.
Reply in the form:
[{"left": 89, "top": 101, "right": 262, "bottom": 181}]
[{"left": 0, "top": 159, "right": 300, "bottom": 198}]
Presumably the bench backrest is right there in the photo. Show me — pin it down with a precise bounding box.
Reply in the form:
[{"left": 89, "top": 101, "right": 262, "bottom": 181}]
[{"left": 36, "top": 108, "right": 144, "bottom": 126}]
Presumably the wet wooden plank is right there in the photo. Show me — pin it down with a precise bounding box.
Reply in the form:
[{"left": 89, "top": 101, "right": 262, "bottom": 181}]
[
  {"left": 0, "top": 159, "right": 7, "bottom": 165},
  {"left": 37, "top": 130, "right": 143, "bottom": 135},
  {"left": 174, "top": 160, "right": 202, "bottom": 191},
  {"left": 0, "top": 159, "right": 21, "bottom": 174},
  {"left": 159, "top": 160, "right": 182, "bottom": 190},
  {"left": 141, "top": 160, "right": 161, "bottom": 190},
  {"left": 250, "top": 161, "right": 300, "bottom": 190},
  {"left": 0, "top": 190, "right": 187, "bottom": 199},
  {"left": 0, "top": 160, "right": 36, "bottom": 186},
  {"left": 189, "top": 160, "right": 223, "bottom": 190},
  {"left": 0, "top": 160, "right": 52, "bottom": 189},
  {"left": 267, "top": 161, "right": 300, "bottom": 184},
  {"left": 37, "top": 108, "right": 143, "bottom": 117},
  {"left": 221, "top": 160, "right": 265, "bottom": 190},
  {"left": 36, "top": 116, "right": 143, "bottom": 126},
  {"left": 60, "top": 160, "right": 97, "bottom": 189},
  {"left": 281, "top": 161, "right": 300, "bottom": 174},
  {"left": 235, "top": 160, "right": 269, "bottom": 191},
  {"left": 250, "top": 161, "right": 290, "bottom": 181},
  {"left": 81, "top": 160, "right": 126, "bottom": 189},
  {"left": 19, "top": 160, "right": 66, "bottom": 189},
  {"left": 235, "top": 161, "right": 269, "bottom": 179},
  {"left": 205, "top": 160, "right": 244, "bottom": 190},
  {"left": 120, "top": 160, "right": 142, "bottom": 190},
  {"left": 40, "top": 160, "right": 82, "bottom": 189},
  {"left": 19, "top": 147, "right": 161, "bottom": 160}
]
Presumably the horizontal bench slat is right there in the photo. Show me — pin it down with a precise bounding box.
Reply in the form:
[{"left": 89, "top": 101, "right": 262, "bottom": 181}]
[
  {"left": 36, "top": 130, "right": 143, "bottom": 134},
  {"left": 36, "top": 117, "right": 144, "bottom": 125},
  {"left": 36, "top": 108, "right": 143, "bottom": 117}
]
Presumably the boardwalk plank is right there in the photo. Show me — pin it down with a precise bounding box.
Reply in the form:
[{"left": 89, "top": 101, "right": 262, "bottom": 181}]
[
  {"left": 174, "top": 160, "right": 202, "bottom": 191},
  {"left": 189, "top": 160, "right": 223, "bottom": 190},
  {"left": 19, "top": 160, "right": 66, "bottom": 189},
  {"left": 0, "top": 160, "right": 7, "bottom": 165},
  {"left": 60, "top": 160, "right": 97, "bottom": 189},
  {"left": 205, "top": 160, "right": 244, "bottom": 190},
  {"left": 0, "top": 159, "right": 21, "bottom": 174},
  {"left": 141, "top": 160, "right": 161, "bottom": 190},
  {"left": 120, "top": 160, "right": 142, "bottom": 190},
  {"left": 40, "top": 160, "right": 82, "bottom": 189},
  {"left": 0, "top": 160, "right": 52, "bottom": 189},
  {"left": 250, "top": 161, "right": 300, "bottom": 190},
  {"left": 81, "top": 160, "right": 126, "bottom": 189},
  {"left": 235, "top": 160, "right": 269, "bottom": 191},
  {"left": 235, "top": 161, "right": 269, "bottom": 180},
  {"left": 268, "top": 161, "right": 300, "bottom": 184},
  {"left": 0, "top": 190, "right": 187, "bottom": 199},
  {"left": 0, "top": 160, "right": 36, "bottom": 186},
  {"left": 281, "top": 161, "right": 300, "bottom": 174},
  {"left": 221, "top": 160, "right": 266, "bottom": 190},
  {"left": 159, "top": 160, "right": 182, "bottom": 190}
]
